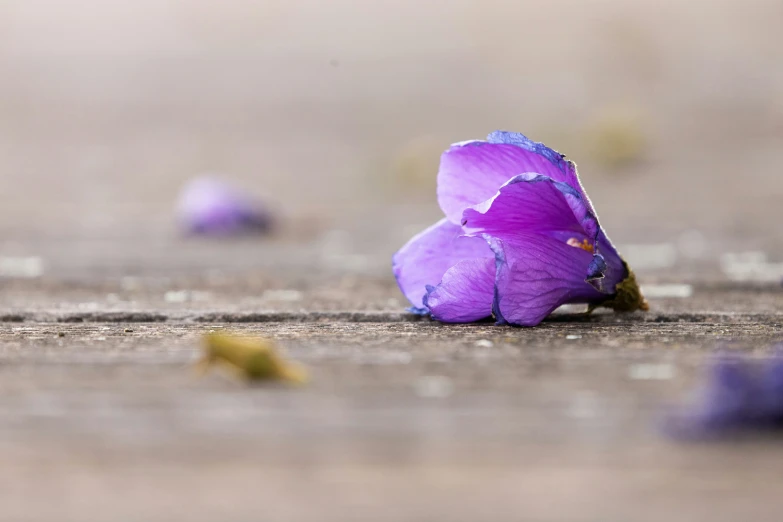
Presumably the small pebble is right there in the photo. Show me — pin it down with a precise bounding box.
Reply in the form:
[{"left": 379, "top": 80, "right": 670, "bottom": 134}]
[
  {"left": 474, "top": 339, "right": 494, "bottom": 348},
  {"left": 56, "top": 332, "right": 65, "bottom": 338},
  {"left": 566, "top": 334, "right": 582, "bottom": 340},
  {"left": 124, "top": 328, "right": 134, "bottom": 333}
]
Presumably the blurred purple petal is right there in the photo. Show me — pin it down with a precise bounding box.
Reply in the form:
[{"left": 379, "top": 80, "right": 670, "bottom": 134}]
[
  {"left": 691, "top": 358, "right": 756, "bottom": 431},
  {"left": 392, "top": 219, "right": 492, "bottom": 310},
  {"left": 758, "top": 356, "right": 783, "bottom": 419},
  {"left": 177, "top": 177, "right": 272, "bottom": 236},
  {"left": 666, "top": 354, "right": 783, "bottom": 440},
  {"left": 438, "top": 132, "right": 587, "bottom": 224},
  {"left": 423, "top": 258, "right": 495, "bottom": 322}
]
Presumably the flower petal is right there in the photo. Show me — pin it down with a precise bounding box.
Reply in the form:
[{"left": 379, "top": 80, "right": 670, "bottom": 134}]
[
  {"left": 487, "top": 235, "right": 605, "bottom": 327},
  {"left": 178, "top": 177, "right": 272, "bottom": 235},
  {"left": 592, "top": 229, "right": 627, "bottom": 293},
  {"left": 423, "top": 257, "right": 495, "bottom": 322},
  {"left": 487, "top": 131, "right": 571, "bottom": 171},
  {"left": 392, "top": 218, "right": 492, "bottom": 310},
  {"left": 461, "top": 173, "right": 598, "bottom": 240},
  {"left": 461, "top": 174, "right": 628, "bottom": 298},
  {"left": 437, "top": 132, "right": 586, "bottom": 224}
]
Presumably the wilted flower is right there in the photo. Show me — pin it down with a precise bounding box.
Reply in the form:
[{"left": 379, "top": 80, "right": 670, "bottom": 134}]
[
  {"left": 177, "top": 177, "right": 273, "bottom": 236},
  {"left": 665, "top": 353, "right": 783, "bottom": 439},
  {"left": 393, "top": 131, "right": 647, "bottom": 326}
]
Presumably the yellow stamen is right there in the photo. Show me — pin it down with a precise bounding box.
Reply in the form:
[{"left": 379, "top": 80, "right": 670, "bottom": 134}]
[{"left": 567, "top": 237, "right": 595, "bottom": 253}]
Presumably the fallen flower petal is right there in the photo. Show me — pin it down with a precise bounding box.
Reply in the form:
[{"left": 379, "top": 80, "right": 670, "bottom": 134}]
[
  {"left": 665, "top": 353, "right": 783, "bottom": 440},
  {"left": 487, "top": 235, "right": 607, "bottom": 326},
  {"left": 392, "top": 218, "right": 493, "bottom": 314},
  {"left": 177, "top": 177, "right": 273, "bottom": 236},
  {"left": 393, "top": 131, "right": 647, "bottom": 327},
  {"left": 437, "top": 134, "right": 588, "bottom": 225},
  {"left": 423, "top": 257, "right": 496, "bottom": 322}
]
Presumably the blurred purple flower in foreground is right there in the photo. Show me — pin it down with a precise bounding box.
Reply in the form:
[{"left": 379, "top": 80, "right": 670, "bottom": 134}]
[
  {"left": 393, "top": 131, "right": 647, "bottom": 326},
  {"left": 665, "top": 353, "right": 783, "bottom": 439},
  {"left": 177, "top": 177, "right": 273, "bottom": 236}
]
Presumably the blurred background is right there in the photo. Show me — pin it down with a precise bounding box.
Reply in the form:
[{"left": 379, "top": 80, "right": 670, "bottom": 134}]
[
  {"left": 2, "top": 2, "right": 783, "bottom": 521},
  {"left": 1, "top": 0, "right": 782, "bottom": 299}
]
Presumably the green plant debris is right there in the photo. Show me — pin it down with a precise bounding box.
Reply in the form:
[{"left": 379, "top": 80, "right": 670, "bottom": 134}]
[{"left": 196, "top": 332, "right": 308, "bottom": 384}]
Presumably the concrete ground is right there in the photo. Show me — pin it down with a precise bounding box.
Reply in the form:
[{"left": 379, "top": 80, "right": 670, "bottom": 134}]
[
  {"left": 2, "top": 305, "right": 783, "bottom": 521},
  {"left": 2, "top": 0, "right": 783, "bottom": 520}
]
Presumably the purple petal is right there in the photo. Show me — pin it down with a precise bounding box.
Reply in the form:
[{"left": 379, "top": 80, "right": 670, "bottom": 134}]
[
  {"left": 664, "top": 356, "right": 759, "bottom": 439},
  {"left": 463, "top": 174, "right": 629, "bottom": 295},
  {"left": 437, "top": 132, "right": 587, "bottom": 224},
  {"left": 392, "top": 219, "right": 493, "bottom": 310},
  {"left": 487, "top": 131, "right": 569, "bottom": 170},
  {"left": 699, "top": 357, "right": 757, "bottom": 425},
  {"left": 586, "top": 254, "right": 608, "bottom": 284},
  {"left": 460, "top": 174, "right": 620, "bottom": 302},
  {"left": 461, "top": 174, "right": 598, "bottom": 241},
  {"left": 592, "top": 229, "right": 627, "bottom": 293},
  {"left": 757, "top": 356, "right": 783, "bottom": 420},
  {"left": 485, "top": 134, "right": 629, "bottom": 293},
  {"left": 423, "top": 258, "right": 495, "bottom": 323},
  {"left": 487, "top": 235, "right": 605, "bottom": 327},
  {"left": 177, "top": 177, "right": 272, "bottom": 236}
]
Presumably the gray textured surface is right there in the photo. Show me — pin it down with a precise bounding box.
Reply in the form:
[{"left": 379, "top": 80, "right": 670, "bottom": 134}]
[
  {"left": 2, "top": 305, "right": 783, "bottom": 521},
  {"left": 2, "top": 0, "right": 783, "bottom": 520}
]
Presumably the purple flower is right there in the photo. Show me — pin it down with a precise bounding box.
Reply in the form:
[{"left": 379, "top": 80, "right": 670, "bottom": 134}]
[
  {"left": 393, "top": 131, "right": 647, "bottom": 326},
  {"left": 177, "top": 177, "right": 273, "bottom": 236},
  {"left": 665, "top": 353, "right": 783, "bottom": 439}
]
